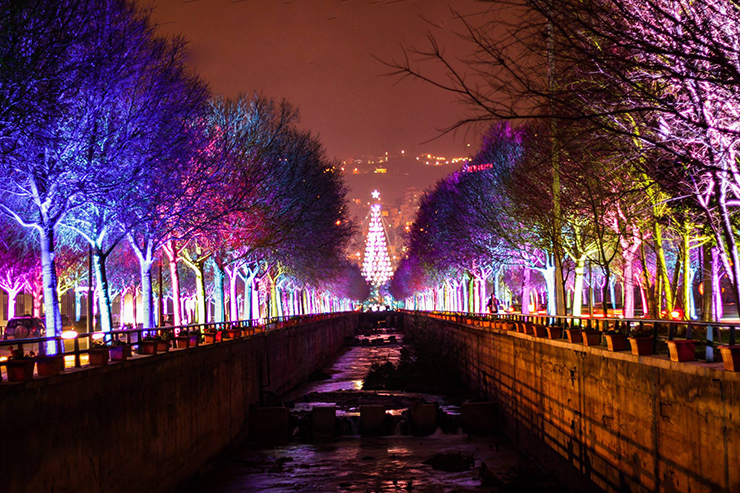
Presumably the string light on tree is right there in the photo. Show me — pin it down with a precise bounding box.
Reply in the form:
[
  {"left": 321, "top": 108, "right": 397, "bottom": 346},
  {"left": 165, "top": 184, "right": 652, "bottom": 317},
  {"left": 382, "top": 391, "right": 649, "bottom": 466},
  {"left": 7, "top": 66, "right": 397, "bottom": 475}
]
[{"left": 361, "top": 190, "right": 393, "bottom": 287}]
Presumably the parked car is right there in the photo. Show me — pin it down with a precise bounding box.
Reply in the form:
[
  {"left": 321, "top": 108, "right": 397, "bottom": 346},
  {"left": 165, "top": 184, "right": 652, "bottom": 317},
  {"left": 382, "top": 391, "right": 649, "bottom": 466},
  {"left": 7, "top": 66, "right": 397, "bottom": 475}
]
[{"left": 3, "top": 316, "right": 45, "bottom": 340}]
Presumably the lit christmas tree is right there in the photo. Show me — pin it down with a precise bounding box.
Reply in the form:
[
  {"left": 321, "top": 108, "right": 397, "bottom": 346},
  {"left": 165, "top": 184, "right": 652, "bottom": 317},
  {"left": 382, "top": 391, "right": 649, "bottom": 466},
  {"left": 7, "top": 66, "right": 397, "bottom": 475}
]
[{"left": 361, "top": 190, "right": 393, "bottom": 288}]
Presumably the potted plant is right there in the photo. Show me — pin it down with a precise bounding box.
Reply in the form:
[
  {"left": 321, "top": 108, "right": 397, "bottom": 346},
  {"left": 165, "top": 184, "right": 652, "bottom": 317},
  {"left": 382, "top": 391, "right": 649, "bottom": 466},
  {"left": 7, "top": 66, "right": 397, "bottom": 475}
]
[
  {"left": 88, "top": 340, "right": 109, "bottom": 367},
  {"left": 109, "top": 339, "right": 131, "bottom": 361},
  {"left": 5, "top": 347, "right": 36, "bottom": 382},
  {"left": 202, "top": 327, "right": 219, "bottom": 344},
  {"left": 718, "top": 345, "right": 740, "bottom": 372},
  {"left": 175, "top": 329, "right": 200, "bottom": 349},
  {"left": 546, "top": 325, "right": 563, "bottom": 340},
  {"left": 604, "top": 330, "right": 628, "bottom": 351},
  {"left": 532, "top": 324, "right": 548, "bottom": 337},
  {"left": 667, "top": 339, "right": 696, "bottom": 362},
  {"left": 565, "top": 327, "right": 583, "bottom": 343},
  {"left": 139, "top": 335, "right": 160, "bottom": 355},
  {"left": 36, "top": 352, "right": 64, "bottom": 377},
  {"left": 582, "top": 330, "right": 602, "bottom": 347},
  {"left": 156, "top": 331, "right": 172, "bottom": 352},
  {"left": 628, "top": 328, "right": 653, "bottom": 356},
  {"left": 223, "top": 325, "right": 241, "bottom": 340}
]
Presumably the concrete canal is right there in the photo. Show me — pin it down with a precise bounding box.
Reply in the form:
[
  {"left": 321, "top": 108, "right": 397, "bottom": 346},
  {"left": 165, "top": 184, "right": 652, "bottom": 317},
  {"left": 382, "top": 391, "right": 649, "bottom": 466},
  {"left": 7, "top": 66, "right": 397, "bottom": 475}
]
[{"left": 194, "top": 321, "right": 565, "bottom": 492}]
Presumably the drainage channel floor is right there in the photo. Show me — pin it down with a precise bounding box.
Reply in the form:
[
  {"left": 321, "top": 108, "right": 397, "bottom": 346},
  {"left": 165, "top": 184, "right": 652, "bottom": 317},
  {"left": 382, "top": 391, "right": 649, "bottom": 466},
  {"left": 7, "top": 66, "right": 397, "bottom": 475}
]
[
  {"left": 196, "top": 328, "right": 565, "bottom": 492},
  {"left": 201, "top": 434, "right": 561, "bottom": 492}
]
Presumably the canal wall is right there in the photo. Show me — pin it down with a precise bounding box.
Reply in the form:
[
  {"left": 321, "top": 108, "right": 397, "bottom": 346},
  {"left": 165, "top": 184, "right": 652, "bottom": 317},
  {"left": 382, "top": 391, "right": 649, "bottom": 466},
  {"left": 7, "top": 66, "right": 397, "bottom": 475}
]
[
  {"left": 0, "top": 314, "right": 356, "bottom": 493},
  {"left": 403, "top": 313, "right": 740, "bottom": 493}
]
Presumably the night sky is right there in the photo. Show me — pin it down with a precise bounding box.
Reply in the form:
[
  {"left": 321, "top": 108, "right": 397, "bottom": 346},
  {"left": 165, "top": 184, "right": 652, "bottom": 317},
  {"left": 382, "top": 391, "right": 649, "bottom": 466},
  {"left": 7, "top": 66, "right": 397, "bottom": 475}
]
[{"left": 142, "top": 0, "right": 485, "bottom": 163}]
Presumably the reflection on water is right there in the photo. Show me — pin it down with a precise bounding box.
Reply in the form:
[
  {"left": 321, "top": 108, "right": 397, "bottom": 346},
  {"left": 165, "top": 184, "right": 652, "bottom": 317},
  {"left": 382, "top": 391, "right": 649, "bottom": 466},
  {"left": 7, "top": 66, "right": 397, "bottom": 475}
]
[{"left": 283, "top": 335, "right": 403, "bottom": 399}]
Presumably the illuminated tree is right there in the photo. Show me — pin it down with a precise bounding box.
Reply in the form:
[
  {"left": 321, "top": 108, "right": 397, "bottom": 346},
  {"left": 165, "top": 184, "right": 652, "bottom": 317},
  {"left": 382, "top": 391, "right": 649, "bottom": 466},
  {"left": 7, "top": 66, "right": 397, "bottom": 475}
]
[
  {"left": 0, "top": 0, "right": 127, "bottom": 337},
  {"left": 0, "top": 220, "right": 35, "bottom": 320},
  {"left": 0, "top": 0, "right": 209, "bottom": 336},
  {"left": 361, "top": 192, "right": 393, "bottom": 290}
]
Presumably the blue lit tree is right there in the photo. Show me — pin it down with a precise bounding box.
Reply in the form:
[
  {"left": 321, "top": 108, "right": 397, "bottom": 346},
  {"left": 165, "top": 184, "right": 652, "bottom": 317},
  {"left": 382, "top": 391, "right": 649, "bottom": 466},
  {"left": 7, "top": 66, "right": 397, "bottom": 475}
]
[{"left": 0, "top": 0, "right": 206, "bottom": 337}]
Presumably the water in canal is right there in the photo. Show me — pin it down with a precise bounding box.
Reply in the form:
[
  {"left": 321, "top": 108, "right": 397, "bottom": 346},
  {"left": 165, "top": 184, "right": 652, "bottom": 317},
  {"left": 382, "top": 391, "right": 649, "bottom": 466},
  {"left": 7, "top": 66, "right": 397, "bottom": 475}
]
[{"left": 195, "top": 328, "right": 564, "bottom": 492}]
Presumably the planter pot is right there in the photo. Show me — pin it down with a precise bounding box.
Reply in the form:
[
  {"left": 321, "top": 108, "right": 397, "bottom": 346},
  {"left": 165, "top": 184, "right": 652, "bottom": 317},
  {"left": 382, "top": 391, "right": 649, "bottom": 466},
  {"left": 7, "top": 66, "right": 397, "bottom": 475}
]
[
  {"left": 36, "top": 355, "right": 64, "bottom": 377},
  {"left": 139, "top": 340, "right": 158, "bottom": 355},
  {"left": 6, "top": 359, "right": 36, "bottom": 382},
  {"left": 565, "top": 329, "right": 583, "bottom": 343},
  {"left": 582, "top": 331, "right": 602, "bottom": 347},
  {"left": 605, "top": 334, "right": 628, "bottom": 352},
  {"left": 88, "top": 348, "right": 109, "bottom": 367},
  {"left": 109, "top": 345, "right": 131, "bottom": 361},
  {"left": 546, "top": 326, "right": 563, "bottom": 340},
  {"left": 629, "top": 337, "right": 653, "bottom": 356},
  {"left": 175, "top": 335, "right": 199, "bottom": 349},
  {"left": 157, "top": 340, "right": 170, "bottom": 353},
  {"left": 719, "top": 345, "right": 740, "bottom": 372},
  {"left": 223, "top": 329, "right": 241, "bottom": 340},
  {"left": 667, "top": 340, "right": 696, "bottom": 362},
  {"left": 533, "top": 324, "right": 548, "bottom": 337},
  {"left": 203, "top": 333, "right": 217, "bottom": 344}
]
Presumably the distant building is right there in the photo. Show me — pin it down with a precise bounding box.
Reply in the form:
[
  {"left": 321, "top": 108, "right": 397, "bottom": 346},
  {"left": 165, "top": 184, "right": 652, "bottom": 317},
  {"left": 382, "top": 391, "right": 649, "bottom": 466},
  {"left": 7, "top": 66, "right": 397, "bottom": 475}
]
[{"left": 399, "top": 187, "right": 422, "bottom": 230}]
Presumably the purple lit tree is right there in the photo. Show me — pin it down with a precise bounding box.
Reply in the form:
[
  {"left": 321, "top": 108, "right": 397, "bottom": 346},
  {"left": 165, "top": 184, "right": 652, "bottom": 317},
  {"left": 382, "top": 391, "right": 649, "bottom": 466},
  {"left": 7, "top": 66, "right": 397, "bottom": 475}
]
[{"left": 0, "top": 0, "right": 209, "bottom": 336}]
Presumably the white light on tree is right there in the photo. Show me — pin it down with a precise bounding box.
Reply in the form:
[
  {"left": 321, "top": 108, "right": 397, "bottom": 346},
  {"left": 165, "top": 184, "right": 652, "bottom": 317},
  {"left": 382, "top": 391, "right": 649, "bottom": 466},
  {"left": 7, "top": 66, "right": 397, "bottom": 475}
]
[{"left": 361, "top": 192, "right": 393, "bottom": 287}]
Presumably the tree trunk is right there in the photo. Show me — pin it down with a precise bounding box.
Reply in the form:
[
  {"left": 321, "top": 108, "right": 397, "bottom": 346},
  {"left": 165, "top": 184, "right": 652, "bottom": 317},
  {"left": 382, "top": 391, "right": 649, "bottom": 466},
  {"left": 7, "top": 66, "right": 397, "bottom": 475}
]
[
  {"left": 181, "top": 256, "right": 206, "bottom": 324},
  {"left": 92, "top": 249, "right": 113, "bottom": 332},
  {"left": 540, "top": 257, "right": 556, "bottom": 315},
  {"left": 251, "top": 278, "right": 259, "bottom": 320},
  {"left": 213, "top": 261, "right": 226, "bottom": 323},
  {"left": 622, "top": 250, "right": 636, "bottom": 318},
  {"left": 39, "top": 227, "right": 62, "bottom": 341},
  {"left": 701, "top": 245, "right": 714, "bottom": 322},
  {"left": 681, "top": 230, "right": 692, "bottom": 320},
  {"left": 164, "top": 242, "right": 182, "bottom": 326},
  {"left": 718, "top": 194, "right": 740, "bottom": 332},
  {"left": 572, "top": 256, "right": 586, "bottom": 316},
  {"left": 128, "top": 237, "right": 156, "bottom": 329},
  {"left": 639, "top": 241, "right": 657, "bottom": 317},
  {"left": 119, "top": 288, "right": 127, "bottom": 326},
  {"left": 712, "top": 247, "right": 723, "bottom": 320},
  {"left": 32, "top": 285, "right": 42, "bottom": 318},
  {"left": 602, "top": 266, "right": 610, "bottom": 317},
  {"left": 521, "top": 267, "right": 531, "bottom": 315},
  {"left": 6, "top": 289, "right": 19, "bottom": 320},
  {"left": 653, "top": 221, "right": 673, "bottom": 313},
  {"left": 139, "top": 259, "right": 155, "bottom": 328},
  {"left": 243, "top": 277, "right": 251, "bottom": 320},
  {"left": 226, "top": 266, "right": 239, "bottom": 322},
  {"left": 195, "top": 267, "right": 206, "bottom": 324}
]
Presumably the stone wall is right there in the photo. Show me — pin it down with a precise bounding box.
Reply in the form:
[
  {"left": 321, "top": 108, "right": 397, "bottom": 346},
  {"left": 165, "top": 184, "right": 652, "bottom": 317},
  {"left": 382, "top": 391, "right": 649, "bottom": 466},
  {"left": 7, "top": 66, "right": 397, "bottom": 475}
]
[
  {"left": 0, "top": 314, "right": 356, "bottom": 493},
  {"left": 403, "top": 313, "right": 740, "bottom": 493}
]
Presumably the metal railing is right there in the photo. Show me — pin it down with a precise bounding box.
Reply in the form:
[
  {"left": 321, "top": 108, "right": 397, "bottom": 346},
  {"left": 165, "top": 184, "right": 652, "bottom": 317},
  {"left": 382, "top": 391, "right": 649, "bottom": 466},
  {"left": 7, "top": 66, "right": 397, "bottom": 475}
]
[
  {"left": 0, "top": 312, "right": 348, "bottom": 377},
  {"left": 405, "top": 309, "right": 740, "bottom": 363}
]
